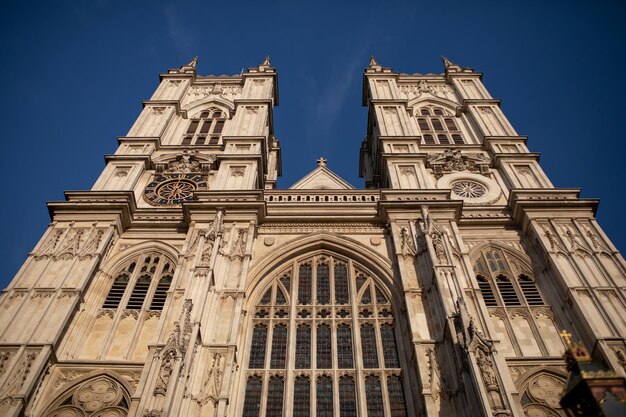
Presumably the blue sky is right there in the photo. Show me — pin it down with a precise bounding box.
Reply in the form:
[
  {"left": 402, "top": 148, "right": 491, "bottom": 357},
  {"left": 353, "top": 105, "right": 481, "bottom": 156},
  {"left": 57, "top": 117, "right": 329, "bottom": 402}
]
[{"left": 0, "top": 1, "right": 625, "bottom": 288}]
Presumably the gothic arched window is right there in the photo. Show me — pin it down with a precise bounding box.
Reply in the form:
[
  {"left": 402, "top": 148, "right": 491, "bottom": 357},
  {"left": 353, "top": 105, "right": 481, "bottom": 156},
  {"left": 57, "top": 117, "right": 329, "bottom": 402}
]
[
  {"left": 472, "top": 246, "right": 560, "bottom": 358},
  {"left": 473, "top": 248, "right": 543, "bottom": 308},
  {"left": 416, "top": 105, "right": 465, "bottom": 145},
  {"left": 102, "top": 253, "right": 175, "bottom": 312},
  {"left": 182, "top": 108, "right": 227, "bottom": 146},
  {"left": 242, "top": 253, "right": 410, "bottom": 416}
]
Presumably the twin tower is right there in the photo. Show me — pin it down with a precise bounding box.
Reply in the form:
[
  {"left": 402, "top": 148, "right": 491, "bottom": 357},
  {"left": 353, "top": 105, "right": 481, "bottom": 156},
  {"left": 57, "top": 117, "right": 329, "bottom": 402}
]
[{"left": 0, "top": 56, "right": 624, "bottom": 417}]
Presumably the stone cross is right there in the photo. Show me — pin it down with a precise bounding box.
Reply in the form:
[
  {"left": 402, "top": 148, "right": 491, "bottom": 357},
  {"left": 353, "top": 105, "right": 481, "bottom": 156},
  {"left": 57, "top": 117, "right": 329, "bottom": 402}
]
[{"left": 317, "top": 157, "right": 327, "bottom": 167}]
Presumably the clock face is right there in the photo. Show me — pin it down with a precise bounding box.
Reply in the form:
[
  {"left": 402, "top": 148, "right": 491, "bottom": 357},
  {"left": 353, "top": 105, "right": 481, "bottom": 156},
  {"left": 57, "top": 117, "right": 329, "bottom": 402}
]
[{"left": 143, "top": 173, "right": 207, "bottom": 206}]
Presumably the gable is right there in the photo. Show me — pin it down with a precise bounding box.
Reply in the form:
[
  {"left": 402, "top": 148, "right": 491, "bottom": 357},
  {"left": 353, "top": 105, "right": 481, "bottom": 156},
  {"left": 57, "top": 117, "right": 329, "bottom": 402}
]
[{"left": 289, "top": 166, "right": 354, "bottom": 190}]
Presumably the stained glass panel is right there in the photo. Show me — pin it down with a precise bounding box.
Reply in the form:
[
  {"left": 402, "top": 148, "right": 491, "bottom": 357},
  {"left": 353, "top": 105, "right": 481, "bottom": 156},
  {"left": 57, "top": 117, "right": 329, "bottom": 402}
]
[
  {"left": 266, "top": 377, "right": 284, "bottom": 417},
  {"left": 249, "top": 325, "right": 267, "bottom": 369},
  {"left": 365, "top": 376, "right": 384, "bottom": 417},
  {"left": 334, "top": 264, "right": 349, "bottom": 304},
  {"left": 337, "top": 324, "right": 353, "bottom": 368},
  {"left": 242, "top": 376, "right": 263, "bottom": 417},
  {"left": 381, "top": 323, "right": 400, "bottom": 368},
  {"left": 361, "top": 324, "right": 379, "bottom": 368},
  {"left": 293, "top": 376, "right": 310, "bottom": 417},
  {"left": 296, "top": 325, "right": 311, "bottom": 369},
  {"left": 317, "top": 264, "right": 330, "bottom": 304},
  {"left": 299, "top": 264, "right": 312, "bottom": 304},
  {"left": 388, "top": 375, "right": 408, "bottom": 417},
  {"left": 339, "top": 376, "right": 357, "bottom": 417},
  {"left": 271, "top": 324, "right": 287, "bottom": 369},
  {"left": 317, "top": 324, "right": 332, "bottom": 369},
  {"left": 316, "top": 376, "right": 333, "bottom": 417}
]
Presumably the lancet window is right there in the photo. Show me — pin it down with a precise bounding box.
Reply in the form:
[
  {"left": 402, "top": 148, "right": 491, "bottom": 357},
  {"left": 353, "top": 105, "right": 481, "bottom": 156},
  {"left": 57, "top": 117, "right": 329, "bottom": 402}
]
[
  {"left": 243, "top": 253, "right": 409, "bottom": 416},
  {"left": 102, "top": 252, "right": 175, "bottom": 312},
  {"left": 182, "top": 108, "right": 227, "bottom": 146},
  {"left": 416, "top": 106, "right": 465, "bottom": 145}
]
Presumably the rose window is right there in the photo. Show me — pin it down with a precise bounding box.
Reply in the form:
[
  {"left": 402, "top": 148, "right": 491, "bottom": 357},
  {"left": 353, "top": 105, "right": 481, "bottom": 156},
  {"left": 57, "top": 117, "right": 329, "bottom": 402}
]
[{"left": 451, "top": 180, "right": 486, "bottom": 198}]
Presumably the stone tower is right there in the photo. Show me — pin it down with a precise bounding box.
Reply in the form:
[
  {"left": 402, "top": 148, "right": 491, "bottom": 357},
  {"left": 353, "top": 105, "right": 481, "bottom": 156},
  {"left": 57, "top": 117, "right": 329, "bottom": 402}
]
[{"left": 0, "top": 56, "right": 624, "bottom": 417}]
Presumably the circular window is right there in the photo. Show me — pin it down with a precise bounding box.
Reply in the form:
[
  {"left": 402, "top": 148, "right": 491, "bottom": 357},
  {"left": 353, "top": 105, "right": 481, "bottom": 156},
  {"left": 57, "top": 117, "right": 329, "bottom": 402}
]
[{"left": 451, "top": 181, "right": 486, "bottom": 198}]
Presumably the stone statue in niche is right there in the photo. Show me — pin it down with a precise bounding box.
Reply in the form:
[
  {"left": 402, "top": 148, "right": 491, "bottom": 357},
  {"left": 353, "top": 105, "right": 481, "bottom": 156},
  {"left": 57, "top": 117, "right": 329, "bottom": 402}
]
[
  {"left": 154, "top": 349, "right": 175, "bottom": 396},
  {"left": 399, "top": 227, "right": 417, "bottom": 257}
]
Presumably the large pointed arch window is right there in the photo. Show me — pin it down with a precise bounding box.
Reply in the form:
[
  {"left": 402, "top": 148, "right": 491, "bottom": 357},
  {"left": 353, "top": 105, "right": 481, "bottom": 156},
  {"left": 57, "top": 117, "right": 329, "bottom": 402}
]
[{"left": 242, "top": 253, "right": 410, "bottom": 416}]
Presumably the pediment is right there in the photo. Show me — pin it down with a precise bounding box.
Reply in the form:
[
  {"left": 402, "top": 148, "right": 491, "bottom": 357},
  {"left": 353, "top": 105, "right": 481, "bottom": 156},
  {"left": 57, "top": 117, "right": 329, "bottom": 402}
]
[{"left": 289, "top": 164, "right": 354, "bottom": 190}]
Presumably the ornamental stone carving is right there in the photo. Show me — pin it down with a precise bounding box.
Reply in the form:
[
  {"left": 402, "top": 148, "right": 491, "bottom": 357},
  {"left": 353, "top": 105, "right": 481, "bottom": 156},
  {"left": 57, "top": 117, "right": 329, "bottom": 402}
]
[
  {"left": 427, "top": 148, "right": 490, "bottom": 179},
  {"left": 43, "top": 374, "right": 130, "bottom": 417},
  {"left": 399, "top": 226, "right": 417, "bottom": 257},
  {"left": 35, "top": 229, "right": 64, "bottom": 259},
  {"left": 155, "top": 149, "right": 216, "bottom": 175}
]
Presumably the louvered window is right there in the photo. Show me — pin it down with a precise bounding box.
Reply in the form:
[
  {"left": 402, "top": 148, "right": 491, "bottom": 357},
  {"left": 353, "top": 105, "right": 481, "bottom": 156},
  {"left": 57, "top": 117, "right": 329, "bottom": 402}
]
[
  {"left": 149, "top": 273, "right": 172, "bottom": 311},
  {"left": 102, "top": 272, "right": 130, "bottom": 309},
  {"left": 497, "top": 275, "right": 522, "bottom": 306},
  {"left": 519, "top": 275, "right": 543, "bottom": 305},
  {"left": 182, "top": 108, "right": 227, "bottom": 146},
  {"left": 416, "top": 106, "right": 466, "bottom": 145},
  {"left": 477, "top": 276, "right": 498, "bottom": 307},
  {"left": 102, "top": 254, "right": 174, "bottom": 312}
]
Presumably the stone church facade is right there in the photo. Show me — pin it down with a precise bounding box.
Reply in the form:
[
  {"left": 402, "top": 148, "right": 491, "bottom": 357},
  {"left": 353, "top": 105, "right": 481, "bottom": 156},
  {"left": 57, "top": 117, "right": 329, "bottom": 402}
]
[{"left": 0, "top": 56, "right": 624, "bottom": 417}]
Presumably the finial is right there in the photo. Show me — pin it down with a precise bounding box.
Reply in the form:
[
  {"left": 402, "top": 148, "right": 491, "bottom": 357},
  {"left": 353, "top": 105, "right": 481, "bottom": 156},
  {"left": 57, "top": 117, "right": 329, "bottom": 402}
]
[
  {"left": 177, "top": 56, "right": 198, "bottom": 72},
  {"left": 316, "top": 157, "right": 327, "bottom": 167},
  {"left": 262, "top": 56, "right": 271, "bottom": 67},
  {"left": 369, "top": 56, "right": 379, "bottom": 67},
  {"left": 441, "top": 55, "right": 452, "bottom": 67}
]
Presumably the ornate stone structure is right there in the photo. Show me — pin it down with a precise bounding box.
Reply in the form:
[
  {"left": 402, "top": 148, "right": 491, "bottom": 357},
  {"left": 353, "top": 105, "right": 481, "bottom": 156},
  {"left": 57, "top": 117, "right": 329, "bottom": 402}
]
[{"left": 0, "top": 56, "right": 624, "bottom": 417}]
